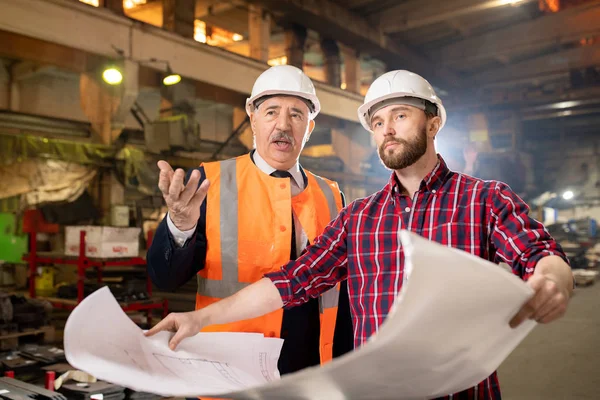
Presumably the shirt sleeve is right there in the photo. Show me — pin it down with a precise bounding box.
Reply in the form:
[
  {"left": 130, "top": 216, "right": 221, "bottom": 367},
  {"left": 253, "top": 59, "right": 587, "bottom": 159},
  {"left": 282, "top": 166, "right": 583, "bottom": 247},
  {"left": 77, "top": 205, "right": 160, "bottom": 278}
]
[
  {"left": 265, "top": 206, "right": 350, "bottom": 308},
  {"left": 488, "top": 182, "right": 570, "bottom": 281},
  {"left": 166, "top": 212, "right": 197, "bottom": 247}
]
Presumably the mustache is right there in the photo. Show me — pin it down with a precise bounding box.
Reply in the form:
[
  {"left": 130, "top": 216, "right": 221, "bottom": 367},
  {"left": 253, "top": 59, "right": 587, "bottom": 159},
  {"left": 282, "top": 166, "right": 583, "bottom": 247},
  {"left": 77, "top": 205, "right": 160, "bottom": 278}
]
[
  {"left": 270, "top": 131, "right": 295, "bottom": 144},
  {"left": 380, "top": 138, "right": 407, "bottom": 149}
]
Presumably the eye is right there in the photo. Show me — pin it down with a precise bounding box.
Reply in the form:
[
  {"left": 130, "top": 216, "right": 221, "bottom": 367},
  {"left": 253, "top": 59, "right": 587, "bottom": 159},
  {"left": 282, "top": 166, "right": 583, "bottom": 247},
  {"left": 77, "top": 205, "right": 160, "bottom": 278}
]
[
  {"left": 373, "top": 121, "right": 383, "bottom": 128},
  {"left": 266, "top": 110, "right": 275, "bottom": 116},
  {"left": 395, "top": 114, "right": 406, "bottom": 120}
]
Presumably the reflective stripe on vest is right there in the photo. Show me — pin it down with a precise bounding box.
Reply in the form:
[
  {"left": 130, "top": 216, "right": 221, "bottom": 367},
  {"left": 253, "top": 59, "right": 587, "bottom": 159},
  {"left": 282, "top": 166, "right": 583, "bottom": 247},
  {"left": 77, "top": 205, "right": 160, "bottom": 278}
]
[
  {"left": 312, "top": 174, "right": 340, "bottom": 311},
  {"left": 313, "top": 175, "right": 338, "bottom": 226},
  {"left": 198, "top": 159, "right": 340, "bottom": 311},
  {"left": 197, "top": 158, "right": 248, "bottom": 297}
]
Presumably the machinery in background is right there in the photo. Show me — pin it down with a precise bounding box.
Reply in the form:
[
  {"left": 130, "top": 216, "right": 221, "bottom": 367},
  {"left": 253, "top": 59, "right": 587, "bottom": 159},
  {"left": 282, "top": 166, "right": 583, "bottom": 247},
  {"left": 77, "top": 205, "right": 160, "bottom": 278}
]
[
  {"left": 547, "top": 217, "right": 598, "bottom": 271},
  {"left": 131, "top": 102, "right": 201, "bottom": 154}
]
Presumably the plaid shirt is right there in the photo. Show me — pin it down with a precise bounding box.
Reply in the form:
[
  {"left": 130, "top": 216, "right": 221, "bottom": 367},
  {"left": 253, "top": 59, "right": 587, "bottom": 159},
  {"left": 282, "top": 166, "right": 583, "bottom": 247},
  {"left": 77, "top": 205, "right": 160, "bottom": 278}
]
[{"left": 266, "top": 155, "right": 568, "bottom": 399}]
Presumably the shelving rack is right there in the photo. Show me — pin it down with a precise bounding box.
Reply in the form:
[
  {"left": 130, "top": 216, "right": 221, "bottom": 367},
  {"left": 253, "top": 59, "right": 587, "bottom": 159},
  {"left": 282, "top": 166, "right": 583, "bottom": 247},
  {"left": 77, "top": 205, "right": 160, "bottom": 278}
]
[{"left": 23, "top": 228, "right": 168, "bottom": 326}]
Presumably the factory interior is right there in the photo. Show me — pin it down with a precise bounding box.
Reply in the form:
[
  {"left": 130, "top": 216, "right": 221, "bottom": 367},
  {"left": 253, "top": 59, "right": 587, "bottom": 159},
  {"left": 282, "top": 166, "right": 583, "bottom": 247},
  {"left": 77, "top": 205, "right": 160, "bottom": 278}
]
[{"left": 0, "top": 0, "right": 599, "bottom": 399}]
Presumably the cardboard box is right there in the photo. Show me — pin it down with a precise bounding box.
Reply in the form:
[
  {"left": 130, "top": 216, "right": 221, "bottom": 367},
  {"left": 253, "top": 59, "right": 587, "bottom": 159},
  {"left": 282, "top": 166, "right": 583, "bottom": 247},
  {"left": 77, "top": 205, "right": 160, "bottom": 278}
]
[
  {"left": 100, "top": 226, "right": 140, "bottom": 258},
  {"left": 65, "top": 226, "right": 102, "bottom": 257},
  {"left": 65, "top": 226, "right": 140, "bottom": 258}
]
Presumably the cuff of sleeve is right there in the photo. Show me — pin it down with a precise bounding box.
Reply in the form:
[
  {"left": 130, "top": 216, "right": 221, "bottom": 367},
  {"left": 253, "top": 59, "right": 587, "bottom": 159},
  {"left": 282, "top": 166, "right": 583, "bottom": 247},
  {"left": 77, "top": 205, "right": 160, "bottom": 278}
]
[
  {"left": 166, "top": 213, "right": 196, "bottom": 247},
  {"left": 520, "top": 249, "right": 571, "bottom": 281},
  {"left": 265, "top": 267, "right": 296, "bottom": 308}
]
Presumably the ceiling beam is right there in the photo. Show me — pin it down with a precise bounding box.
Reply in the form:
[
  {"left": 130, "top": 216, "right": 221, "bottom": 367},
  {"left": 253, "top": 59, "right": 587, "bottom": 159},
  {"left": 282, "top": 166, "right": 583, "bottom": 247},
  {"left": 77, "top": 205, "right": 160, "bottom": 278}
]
[
  {"left": 376, "top": 0, "right": 537, "bottom": 34},
  {"left": 195, "top": 1, "right": 239, "bottom": 18},
  {"left": 126, "top": 0, "right": 239, "bottom": 20},
  {"left": 10, "top": 61, "right": 57, "bottom": 81},
  {"left": 447, "top": 85, "right": 600, "bottom": 112},
  {"left": 521, "top": 107, "right": 600, "bottom": 121},
  {"left": 0, "top": 0, "right": 364, "bottom": 122},
  {"left": 473, "top": 43, "right": 600, "bottom": 84},
  {"left": 435, "top": 1, "right": 600, "bottom": 65},
  {"left": 195, "top": 0, "right": 249, "bottom": 34},
  {"left": 123, "top": 1, "right": 241, "bottom": 30},
  {"left": 523, "top": 98, "right": 600, "bottom": 113},
  {"left": 124, "top": 1, "right": 162, "bottom": 26},
  {"left": 446, "top": 19, "right": 471, "bottom": 37},
  {"left": 245, "top": 0, "right": 460, "bottom": 89},
  {"left": 523, "top": 114, "right": 600, "bottom": 130},
  {"left": 344, "top": 0, "right": 377, "bottom": 9},
  {"left": 0, "top": 29, "right": 103, "bottom": 73}
]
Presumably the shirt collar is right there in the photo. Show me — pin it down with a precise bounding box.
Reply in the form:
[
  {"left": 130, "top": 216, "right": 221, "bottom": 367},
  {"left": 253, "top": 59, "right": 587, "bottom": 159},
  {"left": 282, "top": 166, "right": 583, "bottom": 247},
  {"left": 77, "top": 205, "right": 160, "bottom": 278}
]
[
  {"left": 388, "top": 154, "right": 451, "bottom": 194},
  {"left": 251, "top": 150, "right": 305, "bottom": 189}
]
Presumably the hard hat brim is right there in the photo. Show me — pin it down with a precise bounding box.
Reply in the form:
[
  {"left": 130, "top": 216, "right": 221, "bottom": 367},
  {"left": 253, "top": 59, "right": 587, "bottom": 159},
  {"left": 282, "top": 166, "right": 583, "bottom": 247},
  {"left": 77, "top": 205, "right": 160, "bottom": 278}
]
[
  {"left": 246, "top": 89, "right": 321, "bottom": 120},
  {"left": 358, "top": 92, "right": 447, "bottom": 133}
]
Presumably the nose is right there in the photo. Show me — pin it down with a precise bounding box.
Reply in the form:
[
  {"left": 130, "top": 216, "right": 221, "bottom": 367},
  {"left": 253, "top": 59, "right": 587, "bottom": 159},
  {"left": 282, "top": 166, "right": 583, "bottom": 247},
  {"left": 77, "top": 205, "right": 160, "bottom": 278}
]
[
  {"left": 275, "top": 109, "right": 291, "bottom": 131},
  {"left": 383, "top": 119, "right": 395, "bottom": 137}
]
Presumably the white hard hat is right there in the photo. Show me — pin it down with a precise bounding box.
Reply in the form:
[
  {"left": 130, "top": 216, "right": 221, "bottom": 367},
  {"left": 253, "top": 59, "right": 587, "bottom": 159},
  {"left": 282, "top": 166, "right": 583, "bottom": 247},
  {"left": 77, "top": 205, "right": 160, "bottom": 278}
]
[
  {"left": 246, "top": 65, "right": 321, "bottom": 120},
  {"left": 357, "top": 70, "right": 447, "bottom": 132}
]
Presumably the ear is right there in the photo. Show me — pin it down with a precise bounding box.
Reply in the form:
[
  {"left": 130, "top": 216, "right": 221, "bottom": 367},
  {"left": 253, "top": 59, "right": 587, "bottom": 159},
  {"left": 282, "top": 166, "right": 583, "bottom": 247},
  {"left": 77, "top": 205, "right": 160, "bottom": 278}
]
[
  {"left": 305, "top": 119, "right": 316, "bottom": 143},
  {"left": 249, "top": 112, "right": 257, "bottom": 137},
  {"left": 427, "top": 116, "right": 441, "bottom": 139}
]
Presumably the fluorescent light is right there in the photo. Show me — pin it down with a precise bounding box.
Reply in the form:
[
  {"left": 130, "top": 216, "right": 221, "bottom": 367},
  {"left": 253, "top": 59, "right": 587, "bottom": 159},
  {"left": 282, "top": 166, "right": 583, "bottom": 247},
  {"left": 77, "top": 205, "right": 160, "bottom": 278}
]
[
  {"left": 163, "top": 73, "right": 181, "bottom": 86},
  {"left": 102, "top": 68, "right": 123, "bottom": 85},
  {"left": 562, "top": 190, "right": 574, "bottom": 200}
]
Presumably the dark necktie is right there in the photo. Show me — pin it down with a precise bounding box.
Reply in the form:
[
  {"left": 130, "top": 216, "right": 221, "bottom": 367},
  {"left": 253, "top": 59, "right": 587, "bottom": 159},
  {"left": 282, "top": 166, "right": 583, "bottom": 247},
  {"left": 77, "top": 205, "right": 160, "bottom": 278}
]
[{"left": 270, "top": 170, "right": 296, "bottom": 259}]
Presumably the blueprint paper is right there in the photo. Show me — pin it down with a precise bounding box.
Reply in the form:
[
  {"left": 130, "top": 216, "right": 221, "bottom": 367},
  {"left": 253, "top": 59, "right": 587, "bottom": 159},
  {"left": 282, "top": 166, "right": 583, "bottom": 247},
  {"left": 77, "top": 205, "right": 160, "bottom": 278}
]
[
  {"left": 63, "top": 287, "right": 283, "bottom": 397},
  {"left": 223, "top": 231, "right": 537, "bottom": 399},
  {"left": 64, "top": 231, "right": 537, "bottom": 399}
]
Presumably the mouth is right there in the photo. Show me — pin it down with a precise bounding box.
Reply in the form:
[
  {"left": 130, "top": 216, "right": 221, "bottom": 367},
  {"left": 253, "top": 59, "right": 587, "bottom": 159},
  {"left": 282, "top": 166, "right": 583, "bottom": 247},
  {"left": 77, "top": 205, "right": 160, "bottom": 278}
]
[
  {"left": 272, "top": 139, "right": 293, "bottom": 151},
  {"left": 384, "top": 141, "right": 401, "bottom": 149}
]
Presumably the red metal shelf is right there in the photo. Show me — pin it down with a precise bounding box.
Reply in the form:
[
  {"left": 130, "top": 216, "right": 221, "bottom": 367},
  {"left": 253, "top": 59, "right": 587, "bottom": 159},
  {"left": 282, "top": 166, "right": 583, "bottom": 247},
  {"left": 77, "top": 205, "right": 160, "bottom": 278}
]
[{"left": 23, "top": 228, "right": 168, "bottom": 326}]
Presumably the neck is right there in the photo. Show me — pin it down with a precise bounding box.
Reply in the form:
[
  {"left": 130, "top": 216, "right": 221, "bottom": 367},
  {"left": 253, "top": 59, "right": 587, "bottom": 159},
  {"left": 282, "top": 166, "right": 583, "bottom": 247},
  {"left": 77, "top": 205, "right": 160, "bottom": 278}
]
[
  {"left": 253, "top": 149, "right": 298, "bottom": 171},
  {"left": 394, "top": 148, "right": 438, "bottom": 198}
]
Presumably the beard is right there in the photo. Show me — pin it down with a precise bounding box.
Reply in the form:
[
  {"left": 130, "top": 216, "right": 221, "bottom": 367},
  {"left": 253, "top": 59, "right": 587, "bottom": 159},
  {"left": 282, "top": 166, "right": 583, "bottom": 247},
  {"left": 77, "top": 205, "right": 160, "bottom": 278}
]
[{"left": 377, "top": 126, "right": 428, "bottom": 170}]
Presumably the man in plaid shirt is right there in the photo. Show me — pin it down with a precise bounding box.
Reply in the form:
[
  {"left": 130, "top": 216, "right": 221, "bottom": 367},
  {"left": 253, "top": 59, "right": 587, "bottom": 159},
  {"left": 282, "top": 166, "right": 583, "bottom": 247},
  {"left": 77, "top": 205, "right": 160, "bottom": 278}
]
[{"left": 147, "top": 70, "right": 574, "bottom": 399}]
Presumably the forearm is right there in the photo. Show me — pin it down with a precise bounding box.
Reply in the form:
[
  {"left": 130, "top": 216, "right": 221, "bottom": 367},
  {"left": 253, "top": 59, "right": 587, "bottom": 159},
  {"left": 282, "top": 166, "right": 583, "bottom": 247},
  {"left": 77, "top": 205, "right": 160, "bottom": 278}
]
[
  {"left": 146, "top": 278, "right": 283, "bottom": 348},
  {"left": 198, "top": 278, "right": 283, "bottom": 326},
  {"left": 533, "top": 255, "right": 574, "bottom": 297}
]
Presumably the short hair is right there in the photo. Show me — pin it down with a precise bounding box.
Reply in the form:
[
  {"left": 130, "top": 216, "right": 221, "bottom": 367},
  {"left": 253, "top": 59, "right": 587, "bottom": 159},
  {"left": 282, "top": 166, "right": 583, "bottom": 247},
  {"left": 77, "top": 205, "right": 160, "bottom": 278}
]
[
  {"left": 254, "top": 95, "right": 315, "bottom": 113},
  {"left": 424, "top": 101, "right": 438, "bottom": 120}
]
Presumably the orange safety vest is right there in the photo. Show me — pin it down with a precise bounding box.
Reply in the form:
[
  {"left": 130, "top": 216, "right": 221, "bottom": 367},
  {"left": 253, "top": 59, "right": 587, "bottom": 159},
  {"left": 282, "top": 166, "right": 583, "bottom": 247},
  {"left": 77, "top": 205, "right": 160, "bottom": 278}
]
[{"left": 197, "top": 153, "right": 343, "bottom": 364}]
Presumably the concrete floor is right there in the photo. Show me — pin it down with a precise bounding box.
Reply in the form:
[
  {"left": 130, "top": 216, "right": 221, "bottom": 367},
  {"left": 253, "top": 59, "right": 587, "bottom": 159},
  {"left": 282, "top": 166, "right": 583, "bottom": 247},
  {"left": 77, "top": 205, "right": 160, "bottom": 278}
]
[{"left": 498, "top": 281, "right": 600, "bottom": 399}]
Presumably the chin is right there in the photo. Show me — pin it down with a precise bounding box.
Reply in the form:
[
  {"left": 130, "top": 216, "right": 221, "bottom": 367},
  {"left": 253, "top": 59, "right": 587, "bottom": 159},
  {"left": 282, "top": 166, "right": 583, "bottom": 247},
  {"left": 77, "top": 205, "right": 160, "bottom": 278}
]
[{"left": 274, "top": 147, "right": 298, "bottom": 157}]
